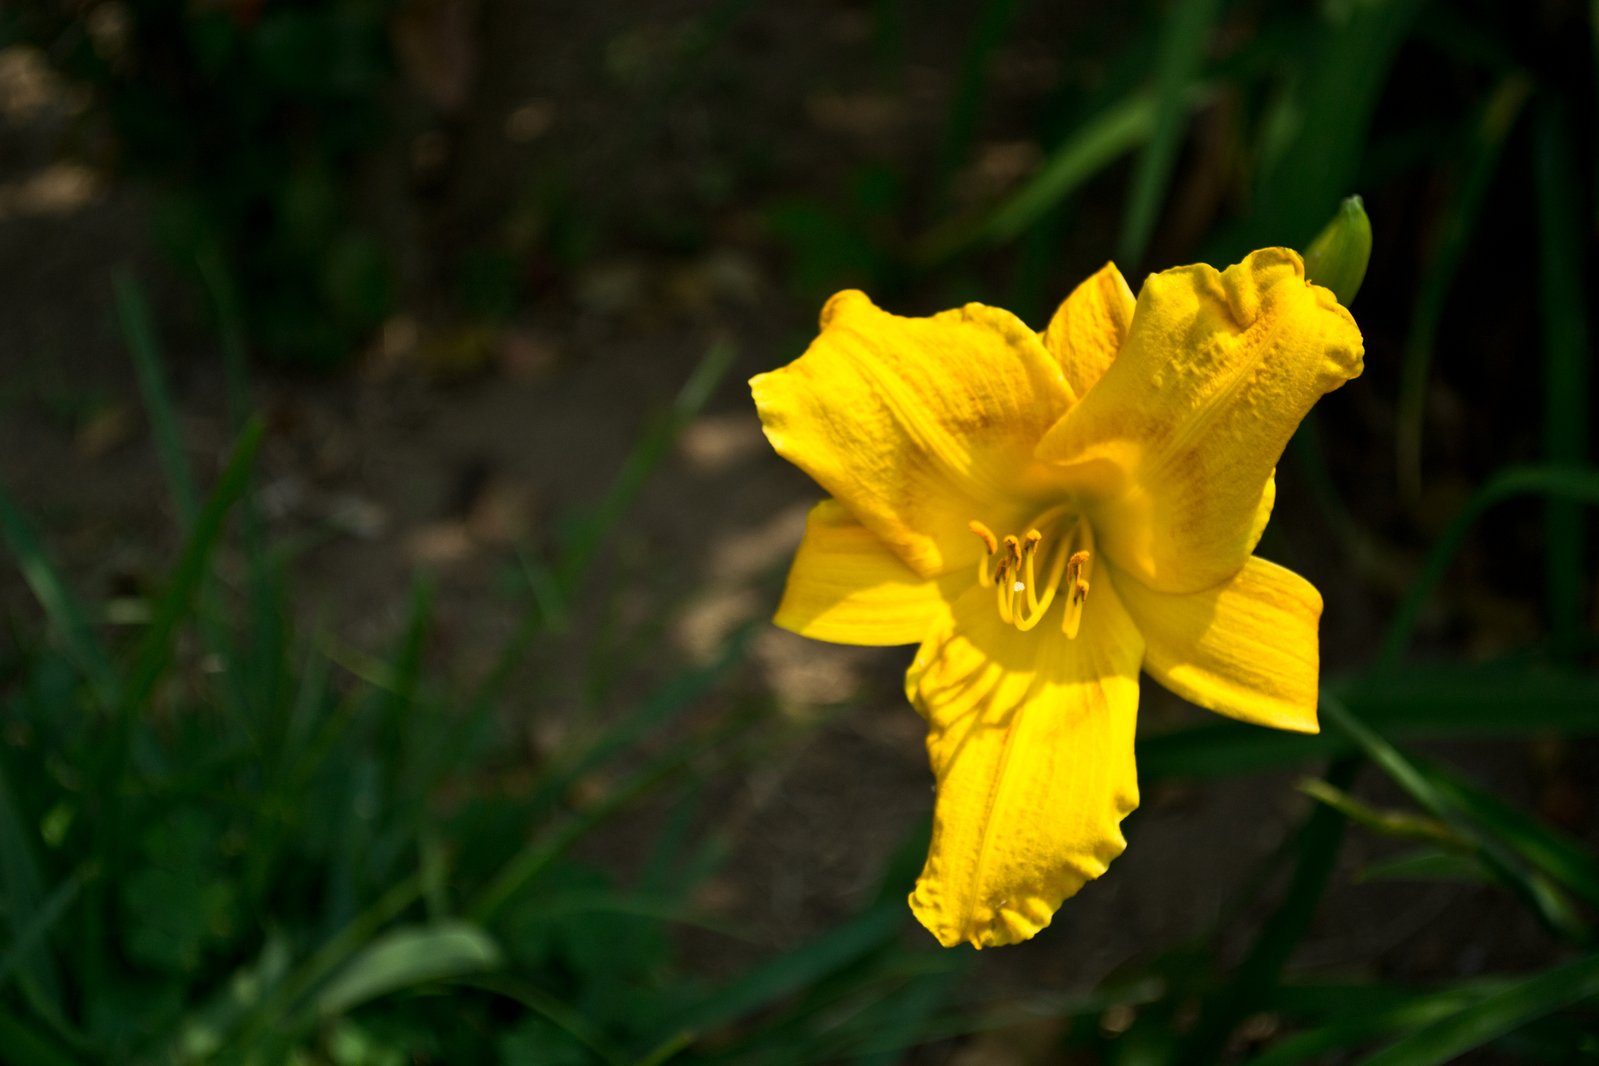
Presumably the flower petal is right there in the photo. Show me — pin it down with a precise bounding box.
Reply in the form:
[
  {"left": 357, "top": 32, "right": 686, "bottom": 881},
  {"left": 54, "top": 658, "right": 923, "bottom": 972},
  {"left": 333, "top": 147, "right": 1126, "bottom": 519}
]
[
  {"left": 774, "top": 500, "right": 954, "bottom": 646},
  {"left": 752, "top": 290, "right": 1072, "bottom": 578},
  {"left": 1037, "top": 248, "right": 1363, "bottom": 593},
  {"left": 1041, "top": 262, "right": 1136, "bottom": 400},
  {"left": 1118, "top": 555, "right": 1322, "bottom": 733},
  {"left": 904, "top": 572, "right": 1144, "bottom": 948}
]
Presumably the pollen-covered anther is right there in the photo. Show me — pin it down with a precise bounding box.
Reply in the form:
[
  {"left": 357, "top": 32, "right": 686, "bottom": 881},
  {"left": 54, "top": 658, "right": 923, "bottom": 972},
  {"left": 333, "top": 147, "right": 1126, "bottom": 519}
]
[{"left": 1060, "top": 550, "right": 1093, "bottom": 639}]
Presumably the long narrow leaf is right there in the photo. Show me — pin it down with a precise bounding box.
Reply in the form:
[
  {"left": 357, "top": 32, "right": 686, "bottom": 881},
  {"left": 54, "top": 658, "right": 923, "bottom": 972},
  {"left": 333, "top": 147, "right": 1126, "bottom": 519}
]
[
  {"left": 1394, "top": 76, "right": 1530, "bottom": 500},
  {"left": 1321, "top": 696, "right": 1589, "bottom": 942},
  {"left": 1118, "top": 0, "right": 1225, "bottom": 265},
  {"left": 1533, "top": 102, "right": 1591, "bottom": 659},
  {"left": 114, "top": 271, "right": 199, "bottom": 528},
  {"left": 120, "top": 418, "right": 265, "bottom": 713},
  {"left": 1378, "top": 464, "right": 1599, "bottom": 669},
  {"left": 1359, "top": 953, "right": 1599, "bottom": 1066},
  {"left": 0, "top": 486, "right": 117, "bottom": 705}
]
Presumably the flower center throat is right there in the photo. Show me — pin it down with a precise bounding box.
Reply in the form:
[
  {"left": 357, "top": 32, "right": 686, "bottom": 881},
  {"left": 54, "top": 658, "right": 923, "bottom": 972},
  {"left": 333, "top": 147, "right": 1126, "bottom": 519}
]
[{"left": 968, "top": 510, "right": 1093, "bottom": 637}]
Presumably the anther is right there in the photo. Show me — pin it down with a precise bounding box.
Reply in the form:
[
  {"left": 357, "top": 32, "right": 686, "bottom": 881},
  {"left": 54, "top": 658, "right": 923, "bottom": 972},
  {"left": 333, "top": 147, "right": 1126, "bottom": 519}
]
[
  {"left": 1060, "top": 550, "right": 1092, "bottom": 639},
  {"left": 968, "top": 520, "right": 998, "bottom": 556}
]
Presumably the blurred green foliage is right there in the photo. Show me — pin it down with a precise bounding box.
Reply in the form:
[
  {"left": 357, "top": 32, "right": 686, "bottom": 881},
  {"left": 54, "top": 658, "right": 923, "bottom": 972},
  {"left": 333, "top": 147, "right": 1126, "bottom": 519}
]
[
  {"left": 0, "top": 290, "right": 975, "bottom": 1063},
  {"left": 3, "top": 0, "right": 400, "bottom": 365}
]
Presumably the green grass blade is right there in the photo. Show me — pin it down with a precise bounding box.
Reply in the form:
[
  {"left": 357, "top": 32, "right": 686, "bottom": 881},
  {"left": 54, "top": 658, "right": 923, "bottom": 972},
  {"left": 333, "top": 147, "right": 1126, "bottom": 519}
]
[
  {"left": 1394, "top": 75, "right": 1530, "bottom": 501},
  {"left": 935, "top": 0, "right": 1023, "bottom": 213},
  {"left": 1239, "top": 0, "right": 1424, "bottom": 253},
  {"left": 1320, "top": 696, "right": 1589, "bottom": 942},
  {"left": 1533, "top": 102, "right": 1591, "bottom": 660},
  {"left": 1359, "top": 953, "right": 1599, "bottom": 1066},
  {"left": 309, "top": 922, "right": 501, "bottom": 1020},
  {"left": 666, "top": 902, "right": 904, "bottom": 1040},
  {"left": 1250, "top": 980, "right": 1506, "bottom": 1066},
  {"left": 0, "top": 758, "right": 65, "bottom": 1019},
  {"left": 114, "top": 270, "right": 199, "bottom": 529},
  {"left": 1177, "top": 759, "right": 1356, "bottom": 1062},
  {"left": 1422, "top": 763, "right": 1599, "bottom": 912},
  {"left": 556, "top": 340, "right": 735, "bottom": 593},
  {"left": 0, "top": 485, "right": 117, "bottom": 706},
  {"left": 223, "top": 873, "right": 423, "bottom": 1051},
  {"left": 1378, "top": 464, "right": 1599, "bottom": 669},
  {"left": 1142, "top": 661, "right": 1599, "bottom": 779},
  {"left": 980, "top": 91, "right": 1164, "bottom": 246},
  {"left": 0, "top": 865, "right": 90, "bottom": 998},
  {"left": 1117, "top": 0, "right": 1225, "bottom": 266},
  {"left": 120, "top": 418, "right": 265, "bottom": 713}
]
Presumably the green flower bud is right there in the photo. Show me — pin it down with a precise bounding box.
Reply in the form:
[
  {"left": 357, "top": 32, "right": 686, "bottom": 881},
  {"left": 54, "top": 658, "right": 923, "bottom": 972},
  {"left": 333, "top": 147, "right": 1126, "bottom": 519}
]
[{"left": 1303, "top": 195, "right": 1372, "bottom": 306}]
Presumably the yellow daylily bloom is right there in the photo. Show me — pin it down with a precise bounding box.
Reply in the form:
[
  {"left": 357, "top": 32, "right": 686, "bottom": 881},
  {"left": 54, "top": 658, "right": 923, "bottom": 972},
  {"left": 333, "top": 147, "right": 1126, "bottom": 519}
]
[{"left": 752, "top": 249, "right": 1363, "bottom": 949}]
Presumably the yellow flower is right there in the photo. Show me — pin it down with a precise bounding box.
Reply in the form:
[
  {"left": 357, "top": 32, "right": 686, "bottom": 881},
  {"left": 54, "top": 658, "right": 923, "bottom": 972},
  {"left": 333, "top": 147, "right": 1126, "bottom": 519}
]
[{"left": 751, "top": 249, "right": 1364, "bottom": 949}]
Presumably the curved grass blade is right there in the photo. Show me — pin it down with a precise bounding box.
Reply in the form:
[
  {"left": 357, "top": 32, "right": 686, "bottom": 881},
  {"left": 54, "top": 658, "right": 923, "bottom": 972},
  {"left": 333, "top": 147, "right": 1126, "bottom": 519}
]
[
  {"left": 1423, "top": 763, "right": 1599, "bottom": 912},
  {"left": 1378, "top": 464, "right": 1599, "bottom": 669},
  {"left": 0, "top": 486, "right": 117, "bottom": 707},
  {"left": 1321, "top": 696, "right": 1589, "bottom": 943},
  {"left": 1395, "top": 75, "right": 1530, "bottom": 502},
  {"left": 1117, "top": 0, "right": 1226, "bottom": 267},
  {"left": 309, "top": 921, "right": 501, "bottom": 1020},
  {"left": 119, "top": 418, "right": 265, "bottom": 714},
  {"left": 1250, "top": 979, "right": 1508, "bottom": 1066},
  {"left": 114, "top": 271, "right": 198, "bottom": 529},
  {"left": 1177, "top": 759, "right": 1357, "bottom": 1062},
  {"left": 1359, "top": 952, "right": 1599, "bottom": 1066}
]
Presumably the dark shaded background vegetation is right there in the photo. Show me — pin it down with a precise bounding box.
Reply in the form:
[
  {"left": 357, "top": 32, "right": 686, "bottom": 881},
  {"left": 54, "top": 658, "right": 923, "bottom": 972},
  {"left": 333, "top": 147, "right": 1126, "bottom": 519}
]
[{"left": 0, "top": 0, "right": 1596, "bottom": 1062}]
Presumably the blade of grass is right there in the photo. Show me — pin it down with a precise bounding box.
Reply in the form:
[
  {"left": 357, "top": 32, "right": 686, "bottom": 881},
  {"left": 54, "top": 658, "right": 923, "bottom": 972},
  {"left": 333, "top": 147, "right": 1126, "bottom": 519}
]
[
  {"left": 308, "top": 921, "right": 501, "bottom": 1020},
  {"left": 934, "top": 0, "right": 1024, "bottom": 213},
  {"left": 222, "top": 873, "right": 423, "bottom": 1052},
  {"left": 1117, "top": 0, "right": 1226, "bottom": 267},
  {"left": 0, "top": 484, "right": 117, "bottom": 706},
  {"left": 1177, "top": 758, "right": 1357, "bottom": 1063},
  {"left": 0, "top": 864, "right": 91, "bottom": 997},
  {"left": 1250, "top": 979, "right": 1508, "bottom": 1066},
  {"left": 1230, "top": 0, "right": 1423, "bottom": 257},
  {"left": 668, "top": 901, "right": 905, "bottom": 1041},
  {"left": 469, "top": 709, "right": 754, "bottom": 923},
  {"left": 556, "top": 340, "right": 735, "bottom": 593},
  {"left": 1394, "top": 75, "right": 1530, "bottom": 502},
  {"left": 977, "top": 90, "right": 1181, "bottom": 248},
  {"left": 1378, "top": 464, "right": 1599, "bottom": 670},
  {"left": 1359, "top": 952, "right": 1599, "bottom": 1066},
  {"left": 462, "top": 974, "right": 630, "bottom": 1066},
  {"left": 1320, "top": 695, "right": 1589, "bottom": 943},
  {"left": 119, "top": 418, "right": 265, "bottom": 714},
  {"left": 114, "top": 271, "right": 198, "bottom": 529},
  {"left": 0, "top": 758, "right": 65, "bottom": 1021},
  {"left": 1141, "top": 661, "right": 1599, "bottom": 779},
  {"left": 1533, "top": 101, "right": 1591, "bottom": 661},
  {"left": 1421, "top": 762, "right": 1599, "bottom": 912}
]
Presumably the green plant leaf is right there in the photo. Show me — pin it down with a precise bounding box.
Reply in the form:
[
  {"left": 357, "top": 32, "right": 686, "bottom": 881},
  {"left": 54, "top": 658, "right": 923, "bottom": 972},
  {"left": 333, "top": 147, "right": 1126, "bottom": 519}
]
[
  {"left": 1359, "top": 953, "right": 1599, "bottom": 1066},
  {"left": 1118, "top": 0, "right": 1226, "bottom": 266},
  {"left": 312, "top": 922, "right": 502, "bottom": 1020},
  {"left": 114, "top": 271, "right": 198, "bottom": 529},
  {"left": 1533, "top": 101, "right": 1591, "bottom": 660},
  {"left": 1378, "top": 464, "right": 1599, "bottom": 669}
]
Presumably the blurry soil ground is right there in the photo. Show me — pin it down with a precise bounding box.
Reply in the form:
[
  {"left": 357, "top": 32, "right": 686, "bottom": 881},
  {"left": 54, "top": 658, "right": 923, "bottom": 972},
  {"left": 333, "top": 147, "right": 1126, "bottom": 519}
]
[{"left": 0, "top": 2, "right": 1587, "bottom": 1058}]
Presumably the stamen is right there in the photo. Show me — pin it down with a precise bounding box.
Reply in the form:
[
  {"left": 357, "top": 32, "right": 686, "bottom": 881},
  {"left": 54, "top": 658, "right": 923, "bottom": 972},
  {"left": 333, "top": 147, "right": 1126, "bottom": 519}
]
[
  {"left": 994, "top": 556, "right": 1014, "bottom": 623},
  {"left": 970, "top": 510, "right": 1092, "bottom": 634},
  {"left": 970, "top": 521, "right": 998, "bottom": 588},
  {"left": 1060, "top": 550, "right": 1092, "bottom": 639}
]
